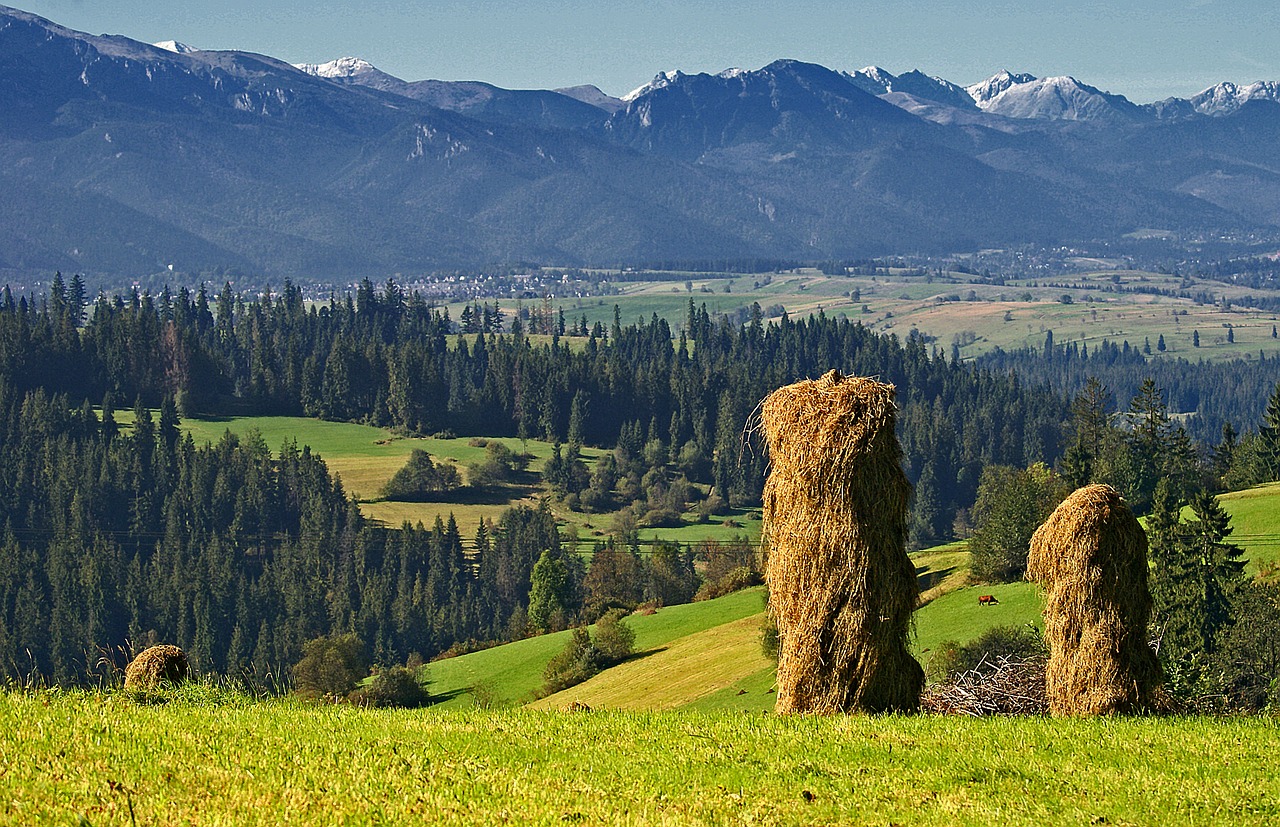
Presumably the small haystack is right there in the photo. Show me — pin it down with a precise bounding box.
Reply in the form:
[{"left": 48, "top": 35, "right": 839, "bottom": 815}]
[
  {"left": 1027, "top": 484, "right": 1167, "bottom": 715},
  {"left": 124, "top": 644, "right": 190, "bottom": 690},
  {"left": 760, "top": 370, "right": 923, "bottom": 714}
]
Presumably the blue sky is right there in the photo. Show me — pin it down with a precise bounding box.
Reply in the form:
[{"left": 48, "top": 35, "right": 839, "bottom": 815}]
[{"left": 18, "top": 0, "right": 1280, "bottom": 101}]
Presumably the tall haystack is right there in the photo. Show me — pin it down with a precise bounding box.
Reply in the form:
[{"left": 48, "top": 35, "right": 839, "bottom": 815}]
[
  {"left": 124, "top": 644, "right": 190, "bottom": 690},
  {"left": 1027, "top": 484, "right": 1166, "bottom": 715},
  {"left": 761, "top": 370, "right": 923, "bottom": 713}
]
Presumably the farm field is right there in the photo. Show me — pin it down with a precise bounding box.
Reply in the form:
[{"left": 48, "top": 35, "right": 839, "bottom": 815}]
[
  {"left": 6, "top": 690, "right": 1279, "bottom": 826},
  {"left": 512, "top": 268, "right": 1280, "bottom": 363},
  {"left": 156, "top": 413, "right": 754, "bottom": 545},
  {"left": 427, "top": 588, "right": 768, "bottom": 709}
]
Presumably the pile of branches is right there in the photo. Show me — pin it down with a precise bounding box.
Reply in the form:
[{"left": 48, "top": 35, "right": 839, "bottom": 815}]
[{"left": 922, "top": 654, "right": 1048, "bottom": 716}]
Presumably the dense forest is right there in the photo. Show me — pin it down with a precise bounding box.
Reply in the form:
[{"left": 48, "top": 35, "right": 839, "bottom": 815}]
[
  {"left": 1, "top": 274, "right": 1277, "bottom": 687},
  {"left": 979, "top": 338, "right": 1280, "bottom": 444}
]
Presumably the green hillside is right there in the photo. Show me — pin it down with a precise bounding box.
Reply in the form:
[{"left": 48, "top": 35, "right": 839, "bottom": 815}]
[
  {"left": 427, "top": 588, "right": 767, "bottom": 708},
  {"left": 1218, "top": 481, "right": 1280, "bottom": 578}
]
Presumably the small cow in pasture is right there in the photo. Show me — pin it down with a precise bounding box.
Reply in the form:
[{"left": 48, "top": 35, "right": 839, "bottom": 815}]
[{"left": 978, "top": 594, "right": 1000, "bottom": 606}]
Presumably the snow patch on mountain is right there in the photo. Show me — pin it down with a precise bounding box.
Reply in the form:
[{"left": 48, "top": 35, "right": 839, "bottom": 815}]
[
  {"left": 845, "top": 66, "right": 895, "bottom": 95},
  {"left": 967, "top": 70, "right": 1037, "bottom": 105},
  {"left": 623, "top": 70, "right": 684, "bottom": 102},
  {"left": 1191, "top": 81, "right": 1280, "bottom": 115},
  {"left": 974, "top": 75, "right": 1143, "bottom": 122},
  {"left": 153, "top": 40, "right": 198, "bottom": 54},
  {"left": 294, "top": 57, "right": 378, "bottom": 79}
]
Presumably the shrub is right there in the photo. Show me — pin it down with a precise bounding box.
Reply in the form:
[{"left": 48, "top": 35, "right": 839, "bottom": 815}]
[
  {"left": 354, "top": 665, "right": 429, "bottom": 708},
  {"left": 542, "top": 628, "right": 599, "bottom": 695},
  {"left": 695, "top": 566, "right": 762, "bottom": 601},
  {"left": 928, "top": 625, "right": 1045, "bottom": 681},
  {"left": 382, "top": 449, "right": 461, "bottom": 501},
  {"left": 292, "top": 632, "right": 368, "bottom": 700},
  {"left": 593, "top": 609, "right": 635, "bottom": 665}
]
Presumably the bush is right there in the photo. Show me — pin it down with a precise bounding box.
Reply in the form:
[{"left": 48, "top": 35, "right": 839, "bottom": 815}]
[
  {"left": 694, "top": 566, "right": 762, "bottom": 601},
  {"left": 928, "top": 625, "right": 1045, "bottom": 681},
  {"left": 593, "top": 609, "right": 635, "bottom": 665},
  {"left": 382, "top": 449, "right": 461, "bottom": 501},
  {"left": 542, "top": 628, "right": 599, "bottom": 695},
  {"left": 354, "top": 665, "right": 429, "bottom": 708},
  {"left": 292, "top": 632, "right": 368, "bottom": 700}
]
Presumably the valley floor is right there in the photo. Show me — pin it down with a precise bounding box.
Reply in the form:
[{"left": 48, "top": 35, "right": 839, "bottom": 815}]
[{"left": 4, "top": 690, "right": 1277, "bottom": 826}]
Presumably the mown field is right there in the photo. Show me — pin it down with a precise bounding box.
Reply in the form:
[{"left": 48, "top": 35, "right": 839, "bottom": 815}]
[
  {"left": 445, "top": 482, "right": 1280, "bottom": 714},
  {"left": 5, "top": 690, "right": 1278, "bottom": 826},
  {"left": 497, "top": 268, "right": 1280, "bottom": 363},
  {"left": 150, "top": 413, "right": 759, "bottom": 547}
]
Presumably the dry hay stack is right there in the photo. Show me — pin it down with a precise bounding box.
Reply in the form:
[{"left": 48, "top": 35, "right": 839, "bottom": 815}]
[
  {"left": 760, "top": 370, "right": 923, "bottom": 714},
  {"left": 124, "top": 644, "right": 190, "bottom": 690},
  {"left": 1027, "top": 484, "right": 1166, "bottom": 715}
]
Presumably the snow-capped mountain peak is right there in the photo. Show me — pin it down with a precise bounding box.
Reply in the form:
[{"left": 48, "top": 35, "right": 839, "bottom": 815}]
[
  {"left": 966, "top": 70, "right": 1037, "bottom": 105},
  {"left": 152, "top": 40, "right": 198, "bottom": 54},
  {"left": 973, "top": 75, "right": 1144, "bottom": 122},
  {"left": 294, "top": 56, "right": 379, "bottom": 79},
  {"left": 852, "top": 66, "right": 896, "bottom": 93},
  {"left": 1191, "top": 80, "right": 1280, "bottom": 115},
  {"left": 623, "top": 70, "right": 684, "bottom": 102},
  {"left": 717, "top": 67, "right": 748, "bottom": 80}
]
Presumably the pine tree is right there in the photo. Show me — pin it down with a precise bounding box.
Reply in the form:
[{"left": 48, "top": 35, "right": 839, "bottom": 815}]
[
  {"left": 1260, "top": 382, "right": 1280, "bottom": 481},
  {"left": 1187, "top": 491, "right": 1248, "bottom": 654}
]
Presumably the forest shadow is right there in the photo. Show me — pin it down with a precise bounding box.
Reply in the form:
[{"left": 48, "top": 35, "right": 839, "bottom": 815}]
[{"left": 916, "top": 565, "right": 957, "bottom": 591}]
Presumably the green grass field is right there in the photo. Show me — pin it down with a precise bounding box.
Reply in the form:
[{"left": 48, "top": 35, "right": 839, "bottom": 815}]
[
  {"left": 6, "top": 690, "right": 1279, "bottom": 826},
  {"left": 1218, "top": 482, "right": 1280, "bottom": 577},
  {"left": 427, "top": 588, "right": 767, "bottom": 709},
  {"left": 525, "top": 268, "right": 1280, "bottom": 364}
]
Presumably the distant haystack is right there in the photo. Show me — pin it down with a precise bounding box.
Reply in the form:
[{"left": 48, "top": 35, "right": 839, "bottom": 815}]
[
  {"left": 124, "top": 644, "right": 190, "bottom": 690},
  {"left": 1027, "top": 484, "right": 1166, "bottom": 715},
  {"left": 761, "top": 370, "right": 923, "bottom": 713}
]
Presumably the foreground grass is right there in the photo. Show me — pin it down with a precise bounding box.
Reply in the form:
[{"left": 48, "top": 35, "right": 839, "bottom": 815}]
[{"left": 5, "top": 689, "right": 1278, "bottom": 826}]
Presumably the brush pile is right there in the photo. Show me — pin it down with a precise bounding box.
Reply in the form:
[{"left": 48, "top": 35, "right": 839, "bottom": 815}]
[
  {"left": 761, "top": 370, "right": 923, "bottom": 713},
  {"left": 922, "top": 654, "right": 1048, "bottom": 716},
  {"left": 1027, "top": 484, "right": 1167, "bottom": 715}
]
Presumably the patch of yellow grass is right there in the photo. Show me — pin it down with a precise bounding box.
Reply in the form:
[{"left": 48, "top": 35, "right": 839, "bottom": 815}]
[{"left": 529, "top": 614, "right": 773, "bottom": 711}]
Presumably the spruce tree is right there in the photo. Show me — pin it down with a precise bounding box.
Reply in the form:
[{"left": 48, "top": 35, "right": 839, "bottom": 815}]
[{"left": 1260, "top": 382, "right": 1280, "bottom": 481}]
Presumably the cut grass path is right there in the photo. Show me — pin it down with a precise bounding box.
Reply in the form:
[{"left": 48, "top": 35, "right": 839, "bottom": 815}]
[{"left": 6, "top": 690, "right": 1280, "bottom": 826}]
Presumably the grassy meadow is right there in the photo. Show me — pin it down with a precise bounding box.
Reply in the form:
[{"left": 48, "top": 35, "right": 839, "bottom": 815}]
[
  {"left": 6, "top": 689, "right": 1279, "bottom": 826},
  {"left": 510, "top": 268, "right": 1280, "bottom": 363},
  {"left": 428, "top": 588, "right": 767, "bottom": 709},
  {"left": 148, "top": 412, "right": 756, "bottom": 545},
  {"left": 1217, "top": 481, "right": 1280, "bottom": 578}
]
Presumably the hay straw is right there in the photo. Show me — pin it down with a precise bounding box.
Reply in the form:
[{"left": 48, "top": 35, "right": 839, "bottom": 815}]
[
  {"left": 1026, "top": 484, "right": 1168, "bottom": 715},
  {"left": 761, "top": 370, "right": 923, "bottom": 713},
  {"left": 124, "top": 644, "right": 190, "bottom": 690}
]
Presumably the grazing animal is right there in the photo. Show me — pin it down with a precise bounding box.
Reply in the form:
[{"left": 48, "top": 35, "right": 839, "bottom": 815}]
[{"left": 978, "top": 595, "right": 999, "bottom": 605}]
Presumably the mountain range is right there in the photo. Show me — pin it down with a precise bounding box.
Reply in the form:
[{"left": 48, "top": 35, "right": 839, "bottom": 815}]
[{"left": 2, "top": 4, "right": 1280, "bottom": 280}]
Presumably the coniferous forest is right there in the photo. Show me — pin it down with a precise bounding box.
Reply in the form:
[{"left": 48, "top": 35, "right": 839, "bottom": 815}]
[{"left": 1, "top": 275, "right": 1276, "bottom": 687}]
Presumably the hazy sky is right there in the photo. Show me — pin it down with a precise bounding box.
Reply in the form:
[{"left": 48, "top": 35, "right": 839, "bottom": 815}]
[{"left": 17, "top": 1, "right": 1280, "bottom": 101}]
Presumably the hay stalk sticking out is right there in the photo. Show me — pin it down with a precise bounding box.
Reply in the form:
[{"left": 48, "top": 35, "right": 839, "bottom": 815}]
[
  {"left": 761, "top": 370, "right": 923, "bottom": 714},
  {"left": 124, "top": 644, "right": 190, "bottom": 690},
  {"left": 1026, "top": 484, "right": 1167, "bottom": 715}
]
